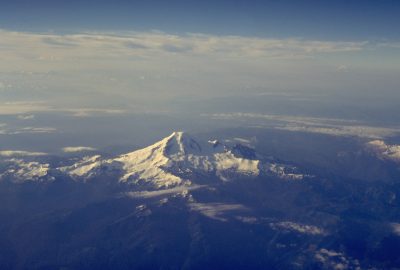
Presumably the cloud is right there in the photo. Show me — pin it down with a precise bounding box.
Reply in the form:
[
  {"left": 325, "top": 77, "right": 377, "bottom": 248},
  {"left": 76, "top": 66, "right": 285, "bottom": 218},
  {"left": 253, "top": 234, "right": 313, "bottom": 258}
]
[
  {"left": 66, "top": 108, "right": 126, "bottom": 117},
  {"left": 377, "top": 42, "right": 400, "bottom": 49},
  {"left": 126, "top": 185, "right": 205, "bottom": 198},
  {"left": 222, "top": 137, "right": 257, "bottom": 149},
  {"left": 277, "top": 125, "right": 397, "bottom": 139},
  {"left": 0, "top": 29, "right": 391, "bottom": 116},
  {"left": 12, "top": 127, "right": 56, "bottom": 134},
  {"left": 0, "top": 124, "right": 56, "bottom": 135},
  {"left": 0, "top": 81, "right": 12, "bottom": 90},
  {"left": 161, "top": 43, "right": 194, "bottom": 53},
  {"left": 366, "top": 140, "right": 400, "bottom": 162},
  {"left": 17, "top": 114, "right": 35, "bottom": 120},
  {"left": 210, "top": 112, "right": 357, "bottom": 125},
  {"left": 189, "top": 202, "right": 248, "bottom": 222},
  {"left": 336, "top": 64, "right": 348, "bottom": 72},
  {"left": 62, "top": 146, "right": 97, "bottom": 153},
  {"left": 270, "top": 221, "right": 326, "bottom": 235},
  {"left": 123, "top": 41, "right": 149, "bottom": 49},
  {"left": 314, "top": 249, "right": 360, "bottom": 270},
  {"left": 0, "top": 150, "right": 47, "bottom": 157},
  {"left": 0, "top": 101, "right": 127, "bottom": 117},
  {"left": 0, "top": 29, "right": 366, "bottom": 64},
  {"left": 0, "top": 102, "right": 51, "bottom": 115},
  {"left": 210, "top": 113, "right": 400, "bottom": 139},
  {"left": 41, "top": 37, "right": 78, "bottom": 47},
  {"left": 391, "top": 223, "right": 400, "bottom": 236}
]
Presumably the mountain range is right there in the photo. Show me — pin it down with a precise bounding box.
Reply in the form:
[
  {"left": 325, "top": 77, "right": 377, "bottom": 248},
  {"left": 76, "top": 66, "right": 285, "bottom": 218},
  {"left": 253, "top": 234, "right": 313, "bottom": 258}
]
[
  {"left": 0, "top": 131, "right": 399, "bottom": 270},
  {"left": 1, "top": 131, "right": 305, "bottom": 186}
]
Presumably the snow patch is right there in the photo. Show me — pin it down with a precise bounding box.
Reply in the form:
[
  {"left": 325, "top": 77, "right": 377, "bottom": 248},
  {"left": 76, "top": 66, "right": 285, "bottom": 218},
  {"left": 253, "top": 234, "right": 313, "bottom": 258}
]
[
  {"left": 1, "top": 159, "right": 50, "bottom": 182},
  {"left": 59, "top": 155, "right": 104, "bottom": 178}
]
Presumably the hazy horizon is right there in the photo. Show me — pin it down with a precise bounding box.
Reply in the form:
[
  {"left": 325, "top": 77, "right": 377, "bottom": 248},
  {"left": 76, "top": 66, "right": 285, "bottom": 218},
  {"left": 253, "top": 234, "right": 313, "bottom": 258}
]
[{"left": 1, "top": 2, "right": 400, "bottom": 151}]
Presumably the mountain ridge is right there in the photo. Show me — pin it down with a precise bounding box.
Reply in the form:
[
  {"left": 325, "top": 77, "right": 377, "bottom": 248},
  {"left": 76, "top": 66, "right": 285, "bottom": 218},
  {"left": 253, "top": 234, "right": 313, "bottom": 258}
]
[{"left": 0, "top": 131, "right": 305, "bottom": 186}]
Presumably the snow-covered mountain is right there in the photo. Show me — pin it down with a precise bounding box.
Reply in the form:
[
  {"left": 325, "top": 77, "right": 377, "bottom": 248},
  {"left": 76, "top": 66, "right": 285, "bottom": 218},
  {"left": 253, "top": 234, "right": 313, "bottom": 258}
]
[
  {"left": 1, "top": 131, "right": 400, "bottom": 270},
  {"left": 0, "top": 132, "right": 305, "bottom": 186},
  {"left": 59, "top": 131, "right": 304, "bottom": 187},
  {"left": 0, "top": 158, "right": 52, "bottom": 183}
]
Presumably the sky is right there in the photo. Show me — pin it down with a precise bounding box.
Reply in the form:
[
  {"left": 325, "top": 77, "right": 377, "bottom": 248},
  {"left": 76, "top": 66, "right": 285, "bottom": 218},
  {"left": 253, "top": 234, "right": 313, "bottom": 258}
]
[
  {"left": 0, "top": 0, "right": 400, "bottom": 151},
  {"left": 1, "top": 0, "right": 400, "bottom": 40}
]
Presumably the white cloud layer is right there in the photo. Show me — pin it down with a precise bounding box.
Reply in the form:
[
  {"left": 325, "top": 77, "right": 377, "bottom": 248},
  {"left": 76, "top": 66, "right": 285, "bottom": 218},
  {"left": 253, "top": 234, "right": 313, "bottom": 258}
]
[
  {"left": 0, "top": 29, "right": 371, "bottom": 107},
  {"left": 0, "top": 123, "right": 57, "bottom": 135},
  {"left": 189, "top": 203, "right": 248, "bottom": 222},
  {"left": 0, "top": 29, "right": 366, "bottom": 64},
  {"left": 1, "top": 29, "right": 398, "bottom": 122},
  {"left": 210, "top": 113, "right": 400, "bottom": 139},
  {"left": 0, "top": 101, "right": 127, "bottom": 117},
  {"left": 0, "top": 150, "right": 48, "bottom": 157},
  {"left": 62, "top": 146, "right": 97, "bottom": 153},
  {"left": 126, "top": 185, "right": 204, "bottom": 198},
  {"left": 1, "top": 27, "right": 399, "bottom": 119},
  {"left": 0, "top": 102, "right": 51, "bottom": 115}
]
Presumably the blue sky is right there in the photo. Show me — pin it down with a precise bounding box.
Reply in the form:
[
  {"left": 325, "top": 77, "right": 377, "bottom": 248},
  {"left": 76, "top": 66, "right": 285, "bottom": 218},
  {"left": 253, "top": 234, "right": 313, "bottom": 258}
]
[{"left": 1, "top": 0, "right": 400, "bottom": 40}]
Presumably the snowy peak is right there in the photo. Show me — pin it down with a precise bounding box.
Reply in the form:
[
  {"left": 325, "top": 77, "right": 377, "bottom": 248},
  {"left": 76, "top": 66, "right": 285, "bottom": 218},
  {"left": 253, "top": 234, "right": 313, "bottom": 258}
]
[
  {"left": 114, "top": 131, "right": 229, "bottom": 187},
  {"left": 60, "top": 132, "right": 263, "bottom": 187},
  {"left": 118, "top": 132, "right": 205, "bottom": 161},
  {"left": 158, "top": 131, "right": 223, "bottom": 157},
  {"left": 59, "top": 131, "right": 306, "bottom": 187},
  {"left": 113, "top": 133, "right": 187, "bottom": 187},
  {"left": 0, "top": 132, "right": 306, "bottom": 186},
  {"left": 163, "top": 131, "right": 204, "bottom": 156}
]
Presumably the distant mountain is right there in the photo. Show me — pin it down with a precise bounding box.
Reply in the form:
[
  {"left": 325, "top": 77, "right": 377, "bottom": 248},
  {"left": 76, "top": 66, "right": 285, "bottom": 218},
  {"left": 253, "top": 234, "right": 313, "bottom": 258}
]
[{"left": 1, "top": 131, "right": 305, "bottom": 186}]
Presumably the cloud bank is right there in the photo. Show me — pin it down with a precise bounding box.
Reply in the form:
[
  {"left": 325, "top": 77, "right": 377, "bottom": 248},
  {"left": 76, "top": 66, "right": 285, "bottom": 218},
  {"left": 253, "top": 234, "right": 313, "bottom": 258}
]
[
  {"left": 210, "top": 113, "right": 400, "bottom": 139},
  {"left": 0, "top": 30, "right": 366, "bottom": 64},
  {"left": 0, "top": 29, "right": 371, "bottom": 108},
  {"left": 1, "top": 28, "right": 399, "bottom": 120},
  {"left": 0, "top": 122, "right": 57, "bottom": 135},
  {"left": 0, "top": 150, "right": 48, "bottom": 157}
]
